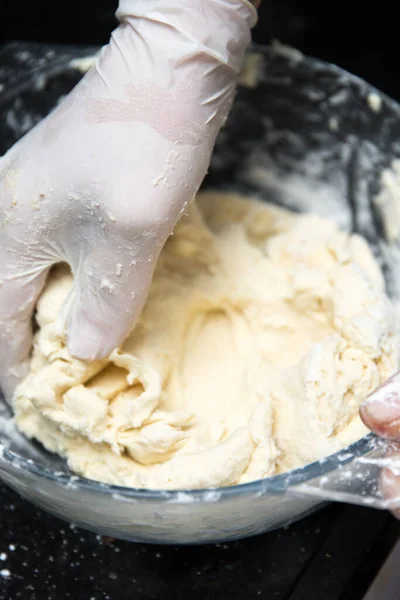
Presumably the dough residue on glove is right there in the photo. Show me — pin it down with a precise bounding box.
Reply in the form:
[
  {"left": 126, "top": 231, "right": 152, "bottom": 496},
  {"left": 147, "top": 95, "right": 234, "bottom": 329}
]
[{"left": 13, "top": 192, "right": 400, "bottom": 489}]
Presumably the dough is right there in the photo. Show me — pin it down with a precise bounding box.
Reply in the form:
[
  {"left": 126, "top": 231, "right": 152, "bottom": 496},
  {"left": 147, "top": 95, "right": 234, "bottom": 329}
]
[{"left": 13, "top": 192, "right": 400, "bottom": 489}]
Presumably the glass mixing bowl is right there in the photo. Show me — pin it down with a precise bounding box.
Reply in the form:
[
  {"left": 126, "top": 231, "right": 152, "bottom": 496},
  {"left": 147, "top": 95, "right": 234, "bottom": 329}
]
[{"left": 0, "top": 41, "right": 399, "bottom": 544}]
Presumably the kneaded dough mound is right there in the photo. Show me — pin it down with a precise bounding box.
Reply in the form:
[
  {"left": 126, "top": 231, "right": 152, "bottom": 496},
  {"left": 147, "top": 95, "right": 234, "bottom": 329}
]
[{"left": 14, "top": 192, "right": 400, "bottom": 489}]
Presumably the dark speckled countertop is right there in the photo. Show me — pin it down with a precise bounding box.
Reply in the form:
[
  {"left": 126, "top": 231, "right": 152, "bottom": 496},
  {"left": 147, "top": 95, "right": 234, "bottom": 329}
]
[{"left": 0, "top": 481, "right": 399, "bottom": 599}]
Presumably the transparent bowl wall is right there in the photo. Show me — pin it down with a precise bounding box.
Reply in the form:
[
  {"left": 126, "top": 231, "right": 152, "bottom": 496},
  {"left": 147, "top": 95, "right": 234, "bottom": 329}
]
[{"left": 0, "top": 42, "right": 399, "bottom": 544}]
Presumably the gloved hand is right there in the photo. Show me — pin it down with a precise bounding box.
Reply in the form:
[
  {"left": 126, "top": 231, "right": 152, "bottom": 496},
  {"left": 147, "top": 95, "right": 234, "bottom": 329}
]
[
  {"left": 361, "top": 373, "right": 400, "bottom": 516},
  {"left": 0, "top": 0, "right": 257, "bottom": 399}
]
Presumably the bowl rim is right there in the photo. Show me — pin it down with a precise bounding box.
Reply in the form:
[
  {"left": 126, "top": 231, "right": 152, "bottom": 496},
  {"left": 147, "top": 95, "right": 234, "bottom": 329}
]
[
  {"left": 0, "top": 42, "right": 391, "bottom": 503},
  {"left": 0, "top": 432, "right": 377, "bottom": 501}
]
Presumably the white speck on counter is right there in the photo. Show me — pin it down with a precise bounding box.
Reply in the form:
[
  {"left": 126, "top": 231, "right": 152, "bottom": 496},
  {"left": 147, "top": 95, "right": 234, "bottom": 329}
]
[
  {"left": 328, "top": 117, "right": 339, "bottom": 131},
  {"left": 0, "top": 553, "right": 7, "bottom": 561},
  {"left": 0, "top": 569, "right": 10, "bottom": 578},
  {"left": 115, "top": 263, "right": 123, "bottom": 277},
  {"left": 108, "top": 212, "right": 116, "bottom": 222},
  {"left": 367, "top": 92, "right": 382, "bottom": 113},
  {"left": 8, "top": 544, "right": 15, "bottom": 551}
]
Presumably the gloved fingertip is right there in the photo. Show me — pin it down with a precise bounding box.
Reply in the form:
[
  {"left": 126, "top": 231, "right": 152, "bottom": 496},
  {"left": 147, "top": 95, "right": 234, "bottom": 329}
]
[
  {"left": 67, "top": 317, "right": 114, "bottom": 362},
  {"left": 380, "top": 450, "right": 400, "bottom": 517},
  {"left": 361, "top": 373, "right": 400, "bottom": 439}
]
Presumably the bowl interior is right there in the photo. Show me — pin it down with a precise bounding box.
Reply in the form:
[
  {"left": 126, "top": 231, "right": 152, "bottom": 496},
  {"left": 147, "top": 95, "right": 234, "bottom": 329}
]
[{"left": 1, "top": 42, "right": 400, "bottom": 494}]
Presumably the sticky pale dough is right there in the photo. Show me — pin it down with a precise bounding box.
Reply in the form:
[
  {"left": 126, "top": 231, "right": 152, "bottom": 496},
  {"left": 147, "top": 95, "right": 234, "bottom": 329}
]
[{"left": 13, "top": 192, "right": 400, "bottom": 489}]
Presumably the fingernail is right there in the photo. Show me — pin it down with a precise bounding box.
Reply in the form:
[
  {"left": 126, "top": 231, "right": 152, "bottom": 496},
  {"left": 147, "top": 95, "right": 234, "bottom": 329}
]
[{"left": 361, "top": 375, "right": 400, "bottom": 429}]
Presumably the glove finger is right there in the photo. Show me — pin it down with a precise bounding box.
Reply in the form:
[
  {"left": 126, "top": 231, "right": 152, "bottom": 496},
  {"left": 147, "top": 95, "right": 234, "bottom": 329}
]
[
  {"left": 360, "top": 373, "right": 400, "bottom": 440},
  {"left": 66, "top": 238, "right": 162, "bottom": 361}
]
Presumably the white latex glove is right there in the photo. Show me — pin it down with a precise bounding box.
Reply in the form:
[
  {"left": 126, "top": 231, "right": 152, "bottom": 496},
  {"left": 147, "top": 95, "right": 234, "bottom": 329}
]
[{"left": 0, "top": 0, "right": 257, "bottom": 398}]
